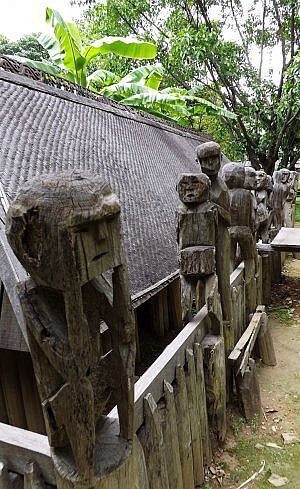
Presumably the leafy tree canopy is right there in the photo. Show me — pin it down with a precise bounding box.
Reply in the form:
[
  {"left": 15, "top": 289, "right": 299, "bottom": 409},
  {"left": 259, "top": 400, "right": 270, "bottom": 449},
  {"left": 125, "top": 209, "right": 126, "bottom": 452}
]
[
  {"left": 0, "top": 33, "right": 49, "bottom": 61},
  {"left": 75, "top": 0, "right": 300, "bottom": 172}
]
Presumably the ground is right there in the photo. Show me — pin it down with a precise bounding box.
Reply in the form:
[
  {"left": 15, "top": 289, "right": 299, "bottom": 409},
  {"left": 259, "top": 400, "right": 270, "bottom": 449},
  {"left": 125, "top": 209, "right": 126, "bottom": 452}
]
[{"left": 208, "top": 257, "right": 300, "bottom": 488}]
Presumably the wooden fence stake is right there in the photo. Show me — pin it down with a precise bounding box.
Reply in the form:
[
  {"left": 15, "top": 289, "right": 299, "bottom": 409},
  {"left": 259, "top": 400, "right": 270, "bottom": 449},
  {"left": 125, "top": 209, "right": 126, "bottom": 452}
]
[
  {"left": 185, "top": 349, "right": 204, "bottom": 487},
  {"left": 142, "top": 394, "right": 169, "bottom": 489},
  {"left": 162, "top": 381, "right": 183, "bottom": 489},
  {"left": 174, "top": 365, "right": 194, "bottom": 489},
  {"left": 194, "top": 344, "right": 212, "bottom": 464},
  {"left": 257, "top": 312, "right": 276, "bottom": 366},
  {"left": 202, "top": 336, "right": 227, "bottom": 442}
]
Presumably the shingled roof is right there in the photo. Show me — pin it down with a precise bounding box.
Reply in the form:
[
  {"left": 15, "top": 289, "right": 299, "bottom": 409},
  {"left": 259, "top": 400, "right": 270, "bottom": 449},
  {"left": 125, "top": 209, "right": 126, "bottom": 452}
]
[{"left": 0, "top": 59, "right": 231, "bottom": 352}]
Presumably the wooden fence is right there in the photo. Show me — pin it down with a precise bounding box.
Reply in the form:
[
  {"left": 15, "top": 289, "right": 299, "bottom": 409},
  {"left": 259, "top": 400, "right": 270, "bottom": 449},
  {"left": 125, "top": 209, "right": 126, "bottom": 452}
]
[{"left": 0, "top": 257, "right": 275, "bottom": 488}]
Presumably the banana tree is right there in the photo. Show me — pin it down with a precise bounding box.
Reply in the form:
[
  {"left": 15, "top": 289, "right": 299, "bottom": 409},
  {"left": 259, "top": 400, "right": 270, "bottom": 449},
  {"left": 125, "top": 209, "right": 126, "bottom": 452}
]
[
  {"left": 101, "top": 64, "right": 236, "bottom": 126},
  {"left": 9, "top": 7, "right": 157, "bottom": 87}
]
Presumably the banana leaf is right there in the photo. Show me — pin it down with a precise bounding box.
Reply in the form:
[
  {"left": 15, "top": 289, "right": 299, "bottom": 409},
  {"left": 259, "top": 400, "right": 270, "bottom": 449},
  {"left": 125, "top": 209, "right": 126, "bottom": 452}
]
[
  {"left": 120, "top": 64, "right": 164, "bottom": 89},
  {"left": 83, "top": 37, "right": 157, "bottom": 65}
]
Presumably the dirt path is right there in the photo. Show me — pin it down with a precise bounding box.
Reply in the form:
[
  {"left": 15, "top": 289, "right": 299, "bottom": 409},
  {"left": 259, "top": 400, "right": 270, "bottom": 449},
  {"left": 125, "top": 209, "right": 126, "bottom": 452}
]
[{"left": 210, "top": 258, "right": 300, "bottom": 488}]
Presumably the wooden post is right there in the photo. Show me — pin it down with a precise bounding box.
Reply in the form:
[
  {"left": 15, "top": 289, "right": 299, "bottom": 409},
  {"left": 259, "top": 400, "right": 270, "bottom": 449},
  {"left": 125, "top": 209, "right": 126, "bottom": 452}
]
[
  {"left": 237, "top": 358, "right": 262, "bottom": 422},
  {"left": 257, "top": 312, "right": 276, "bottom": 366},
  {"left": 185, "top": 349, "right": 204, "bottom": 486},
  {"left": 6, "top": 172, "right": 136, "bottom": 489},
  {"left": 202, "top": 335, "right": 226, "bottom": 442},
  {"left": 167, "top": 279, "right": 182, "bottom": 331},
  {"left": 142, "top": 394, "right": 169, "bottom": 489},
  {"left": 194, "top": 344, "right": 212, "bottom": 464},
  {"left": 161, "top": 381, "right": 183, "bottom": 489},
  {"left": 174, "top": 365, "right": 194, "bottom": 489}
]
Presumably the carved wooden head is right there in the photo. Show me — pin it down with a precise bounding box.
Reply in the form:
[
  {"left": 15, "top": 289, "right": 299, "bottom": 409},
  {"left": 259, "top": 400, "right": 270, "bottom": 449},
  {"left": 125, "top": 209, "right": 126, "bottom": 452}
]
[
  {"left": 279, "top": 168, "right": 290, "bottom": 184},
  {"left": 222, "top": 163, "right": 245, "bottom": 189},
  {"left": 244, "top": 166, "right": 257, "bottom": 190},
  {"left": 177, "top": 173, "right": 210, "bottom": 205},
  {"left": 196, "top": 142, "right": 221, "bottom": 177},
  {"left": 6, "top": 171, "right": 122, "bottom": 289},
  {"left": 256, "top": 170, "right": 267, "bottom": 190}
]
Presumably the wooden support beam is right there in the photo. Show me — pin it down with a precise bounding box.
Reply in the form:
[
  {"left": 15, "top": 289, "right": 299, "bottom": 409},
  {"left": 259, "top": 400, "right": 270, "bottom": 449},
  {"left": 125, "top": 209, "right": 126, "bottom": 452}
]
[
  {"left": 194, "top": 343, "right": 212, "bottom": 464},
  {"left": 257, "top": 312, "right": 276, "bottom": 366},
  {"left": 237, "top": 358, "right": 262, "bottom": 422}
]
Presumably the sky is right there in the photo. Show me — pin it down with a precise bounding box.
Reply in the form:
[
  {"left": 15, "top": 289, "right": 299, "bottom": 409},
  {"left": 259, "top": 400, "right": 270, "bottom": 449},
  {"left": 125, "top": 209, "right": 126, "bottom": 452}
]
[{"left": 0, "top": 0, "right": 83, "bottom": 40}]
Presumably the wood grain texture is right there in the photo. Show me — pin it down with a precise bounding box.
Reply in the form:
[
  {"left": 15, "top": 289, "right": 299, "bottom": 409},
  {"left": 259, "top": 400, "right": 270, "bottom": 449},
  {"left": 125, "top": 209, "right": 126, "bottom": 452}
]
[
  {"left": 194, "top": 344, "right": 212, "bottom": 464},
  {"left": 185, "top": 349, "right": 204, "bottom": 487},
  {"left": 174, "top": 365, "right": 194, "bottom": 489}
]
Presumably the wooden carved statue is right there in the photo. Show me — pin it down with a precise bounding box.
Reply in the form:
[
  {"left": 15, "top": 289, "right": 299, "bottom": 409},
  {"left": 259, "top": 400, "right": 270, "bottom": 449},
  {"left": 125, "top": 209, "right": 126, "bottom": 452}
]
[
  {"left": 269, "top": 170, "right": 286, "bottom": 231},
  {"left": 222, "top": 163, "right": 256, "bottom": 283},
  {"left": 244, "top": 165, "right": 258, "bottom": 239},
  {"left": 255, "top": 170, "right": 270, "bottom": 243},
  {"left": 284, "top": 169, "right": 297, "bottom": 227},
  {"left": 5, "top": 172, "right": 136, "bottom": 488},
  {"left": 176, "top": 173, "right": 222, "bottom": 333},
  {"left": 196, "top": 142, "right": 233, "bottom": 353}
]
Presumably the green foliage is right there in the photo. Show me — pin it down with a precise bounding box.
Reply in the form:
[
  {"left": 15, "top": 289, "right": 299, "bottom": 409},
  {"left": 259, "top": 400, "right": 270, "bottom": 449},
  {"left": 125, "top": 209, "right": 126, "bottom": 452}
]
[
  {"left": 75, "top": 0, "right": 300, "bottom": 172},
  {"left": 295, "top": 197, "right": 300, "bottom": 223},
  {"left": 269, "top": 305, "right": 294, "bottom": 325},
  {"left": 6, "top": 7, "right": 157, "bottom": 87},
  {"left": 100, "top": 64, "right": 236, "bottom": 126},
  {"left": 0, "top": 33, "right": 49, "bottom": 61}
]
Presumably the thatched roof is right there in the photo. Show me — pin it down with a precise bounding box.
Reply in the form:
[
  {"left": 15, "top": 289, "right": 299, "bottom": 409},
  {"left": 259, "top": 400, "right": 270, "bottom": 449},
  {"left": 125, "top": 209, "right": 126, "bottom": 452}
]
[{"left": 0, "top": 59, "right": 226, "bottom": 349}]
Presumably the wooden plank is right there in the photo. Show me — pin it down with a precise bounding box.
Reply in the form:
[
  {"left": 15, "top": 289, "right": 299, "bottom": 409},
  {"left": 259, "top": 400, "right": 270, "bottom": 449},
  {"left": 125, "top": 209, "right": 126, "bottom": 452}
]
[
  {"left": 185, "top": 349, "right": 204, "bottom": 487},
  {"left": 271, "top": 227, "right": 300, "bottom": 251},
  {"left": 142, "top": 394, "right": 169, "bottom": 489},
  {"left": 257, "top": 312, "right": 276, "bottom": 367},
  {"left": 228, "top": 306, "right": 264, "bottom": 362},
  {"left": 0, "top": 350, "right": 27, "bottom": 429},
  {"left": 237, "top": 358, "right": 262, "bottom": 421},
  {"left": 238, "top": 308, "right": 264, "bottom": 376},
  {"left": 202, "top": 335, "right": 227, "bottom": 442},
  {"left": 167, "top": 278, "right": 182, "bottom": 331},
  {"left": 174, "top": 366, "right": 194, "bottom": 489},
  {"left": 194, "top": 344, "right": 211, "bottom": 464},
  {"left": 0, "top": 381, "right": 8, "bottom": 425},
  {"left": 108, "top": 305, "right": 208, "bottom": 431},
  {"left": 17, "top": 353, "right": 45, "bottom": 435},
  {"left": 230, "top": 262, "right": 245, "bottom": 288},
  {"left": 0, "top": 423, "right": 55, "bottom": 485},
  {"left": 161, "top": 381, "right": 183, "bottom": 489}
]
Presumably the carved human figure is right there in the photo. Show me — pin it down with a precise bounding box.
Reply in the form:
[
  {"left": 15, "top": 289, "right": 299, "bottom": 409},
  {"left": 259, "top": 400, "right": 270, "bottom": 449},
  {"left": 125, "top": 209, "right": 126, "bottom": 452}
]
[
  {"left": 269, "top": 170, "right": 286, "bottom": 230},
  {"left": 222, "top": 163, "right": 256, "bottom": 282},
  {"left": 177, "top": 173, "right": 222, "bottom": 332},
  {"left": 5, "top": 172, "right": 135, "bottom": 485},
  {"left": 244, "top": 165, "right": 258, "bottom": 237},
  {"left": 196, "top": 142, "right": 233, "bottom": 352},
  {"left": 255, "top": 170, "right": 270, "bottom": 243}
]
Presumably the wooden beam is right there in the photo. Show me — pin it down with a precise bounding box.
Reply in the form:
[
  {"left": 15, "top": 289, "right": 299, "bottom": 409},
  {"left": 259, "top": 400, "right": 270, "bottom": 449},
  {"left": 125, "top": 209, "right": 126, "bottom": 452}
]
[
  {"left": 109, "top": 305, "right": 208, "bottom": 431},
  {"left": 0, "top": 423, "right": 55, "bottom": 485},
  {"left": 228, "top": 306, "right": 264, "bottom": 363}
]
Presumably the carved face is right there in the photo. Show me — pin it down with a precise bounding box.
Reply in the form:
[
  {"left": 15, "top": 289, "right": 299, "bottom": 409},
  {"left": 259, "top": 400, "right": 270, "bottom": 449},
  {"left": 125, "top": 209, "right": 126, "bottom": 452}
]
[
  {"left": 177, "top": 174, "right": 210, "bottom": 204},
  {"left": 196, "top": 142, "right": 221, "bottom": 177},
  {"left": 244, "top": 167, "right": 257, "bottom": 190},
  {"left": 222, "top": 163, "right": 245, "bottom": 189},
  {"left": 72, "top": 217, "right": 121, "bottom": 284},
  {"left": 256, "top": 170, "right": 267, "bottom": 190},
  {"left": 280, "top": 169, "right": 290, "bottom": 184}
]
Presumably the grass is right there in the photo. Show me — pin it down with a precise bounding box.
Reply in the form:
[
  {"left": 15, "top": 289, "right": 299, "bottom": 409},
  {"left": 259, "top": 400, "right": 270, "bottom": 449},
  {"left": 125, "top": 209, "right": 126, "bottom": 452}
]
[
  {"left": 226, "top": 435, "right": 300, "bottom": 488},
  {"left": 295, "top": 196, "right": 300, "bottom": 223},
  {"left": 268, "top": 305, "right": 294, "bottom": 325}
]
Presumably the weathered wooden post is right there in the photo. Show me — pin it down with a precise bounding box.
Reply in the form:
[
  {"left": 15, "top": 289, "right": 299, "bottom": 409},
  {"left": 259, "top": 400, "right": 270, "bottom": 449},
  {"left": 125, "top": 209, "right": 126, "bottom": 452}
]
[
  {"left": 196, "top": 142, "right": 234, "bottom": 356},
  {"left": 176, "top": 172, "right": 222, "bottom": 335},
  {"left": 6, "top": 172, "right": 138, "bottom": 489},
  {"left": 222, "top": 163, "right": 258, "bottom": 322},
  {"left": 255, "top": 170, "right": 270, "bottom": 243}
]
